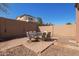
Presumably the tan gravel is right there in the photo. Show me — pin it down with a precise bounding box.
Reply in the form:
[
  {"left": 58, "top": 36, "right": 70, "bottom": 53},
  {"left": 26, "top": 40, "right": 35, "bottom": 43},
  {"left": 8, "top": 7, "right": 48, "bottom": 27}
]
[
  {"left": 41, "top": 42, "right": 79, "bottom": 56},
  {"left": 0, "top": 45, "right": 37, "bottom": 56},
  {"left": 0, "top": 36, "right": 79, "bottom": 56}
]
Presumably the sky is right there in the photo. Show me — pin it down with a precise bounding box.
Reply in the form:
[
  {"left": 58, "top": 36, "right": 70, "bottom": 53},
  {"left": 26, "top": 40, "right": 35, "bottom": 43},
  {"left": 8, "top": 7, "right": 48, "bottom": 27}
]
[{"left": 0, "top": 3, "right": 75, "bottom": 25}]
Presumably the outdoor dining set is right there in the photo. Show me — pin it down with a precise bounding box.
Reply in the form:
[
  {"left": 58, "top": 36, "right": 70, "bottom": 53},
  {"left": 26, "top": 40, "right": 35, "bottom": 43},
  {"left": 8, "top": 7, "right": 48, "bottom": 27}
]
[{"left": 26, "top": 31, "right": 52, "bottom": 42}]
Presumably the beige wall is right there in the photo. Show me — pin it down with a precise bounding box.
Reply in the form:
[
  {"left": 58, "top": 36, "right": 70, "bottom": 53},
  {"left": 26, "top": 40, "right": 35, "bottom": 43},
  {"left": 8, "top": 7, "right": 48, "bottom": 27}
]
[
  {"left": 54, "top": 25, "right": 76, "bottom": 37},
  {"left": 0, "top": 18, "right": 38, "bottom": 38},
  {"left": 0, "top": 17, "right": 76, "bottom": 39},
  {"left": 39, "top": 25, "right": 76, "bottom": 37},
  {"left": 39, "top": 26, "right": 54, "bottom": 36}
]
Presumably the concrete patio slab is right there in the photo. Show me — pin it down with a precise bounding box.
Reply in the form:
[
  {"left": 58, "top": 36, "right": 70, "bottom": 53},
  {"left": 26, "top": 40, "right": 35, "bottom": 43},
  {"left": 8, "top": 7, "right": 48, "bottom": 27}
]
[
  {"left": 0, "top": 37, "right": 56, "bottom": 55},
  {"left": 23, "top": 41, "right": 55, "bottom": 54}
]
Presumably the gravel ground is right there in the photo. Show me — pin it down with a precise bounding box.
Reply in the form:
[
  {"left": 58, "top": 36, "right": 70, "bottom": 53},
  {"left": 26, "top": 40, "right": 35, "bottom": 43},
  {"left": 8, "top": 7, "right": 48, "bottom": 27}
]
[
  {"left": 1, "top": 43, "right": 79, "bottom": 56},
  {"left": 41, "top": 44, "right": 79, "bottom": 56},
  {"left": 0, "top": 36, "right": 79, "bottom": 56},
  {"left": 41, "top": 36, "right": 79, "bottom": 56},
  {"left": 0, "top": 45, "right": 37, "bottom": 56}
]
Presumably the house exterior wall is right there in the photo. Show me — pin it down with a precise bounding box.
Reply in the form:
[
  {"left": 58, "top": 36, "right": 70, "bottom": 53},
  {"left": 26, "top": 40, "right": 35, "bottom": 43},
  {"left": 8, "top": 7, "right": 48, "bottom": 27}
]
[
  {"left": 76, "top": 8, "right": 79, "bottom": 42},
  {"left": 0, "top": 18, "right": 38, "bottom": 38},
  {"left": 16, "top": 16, "right": 36, "bottom": 22},
  {"left": 17, "top": 16, "right": 27, "bottom": 21}
]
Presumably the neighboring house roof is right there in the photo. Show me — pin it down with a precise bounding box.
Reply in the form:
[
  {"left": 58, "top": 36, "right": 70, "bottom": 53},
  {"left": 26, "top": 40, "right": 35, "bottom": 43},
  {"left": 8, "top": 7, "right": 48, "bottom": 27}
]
[{"left": 19, "top": 14, "right": 35, "bottom": 18}]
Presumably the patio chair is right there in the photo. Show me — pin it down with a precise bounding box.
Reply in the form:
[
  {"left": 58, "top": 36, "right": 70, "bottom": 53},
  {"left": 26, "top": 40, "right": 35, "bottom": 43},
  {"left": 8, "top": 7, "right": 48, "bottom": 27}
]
[
  {"left": 46, "top": 32, "right": 51, "bottom": 41},
  {"left": 42, "top": 32, "right": 47, "bottom": 41},
  {"left": 37, "top": 32, "right": 42, "bottom": 39},
  {"left": 26, "top": 31, "right": 33, "bottom": 41},
  {"left": 26, "top": 31, "right": 40, "bottom": 42},
  {"left": 32, "top": 31, "right": 37, "bottom": 38},
  {"left": 32, "top": 31, "right": 41, "bottom": 42}
]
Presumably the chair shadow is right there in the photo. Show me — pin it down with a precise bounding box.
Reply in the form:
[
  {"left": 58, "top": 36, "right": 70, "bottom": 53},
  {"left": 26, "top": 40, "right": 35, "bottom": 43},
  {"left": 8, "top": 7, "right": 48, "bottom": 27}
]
[
  {"left": 31, "top": 39, "right": 40, "bottom": 42},
  {"left": 31, "top": 37, "right": 58, "bottom": 42},
  {"left": 44, "top": 38, "right": 57, "bottom": 42},
  {"left": 30, "top": 37, "right": 40, "bottom": 42}
]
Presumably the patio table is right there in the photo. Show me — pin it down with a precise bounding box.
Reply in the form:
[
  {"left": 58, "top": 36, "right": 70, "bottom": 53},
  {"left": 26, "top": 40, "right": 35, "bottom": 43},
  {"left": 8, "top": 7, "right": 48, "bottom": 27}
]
[{"left": 26, "top": 31, "right": 43, "bottom": 41}]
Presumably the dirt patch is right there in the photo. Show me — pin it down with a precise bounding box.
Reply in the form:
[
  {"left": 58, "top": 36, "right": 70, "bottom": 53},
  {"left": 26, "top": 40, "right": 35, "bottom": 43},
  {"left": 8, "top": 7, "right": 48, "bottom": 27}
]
[{"left": 0, "top": 45, "right": 37, "bottom": 56}]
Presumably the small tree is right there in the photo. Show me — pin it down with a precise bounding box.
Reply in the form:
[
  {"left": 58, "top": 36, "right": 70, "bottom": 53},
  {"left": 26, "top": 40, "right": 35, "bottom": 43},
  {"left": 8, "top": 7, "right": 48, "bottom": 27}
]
[
  {"left": 37, "top": 17, "right": 43, "bottom": 26},
  {"left": 66, "top": 22, "right": 72, "bottom": 25},
  {"left": 44, "top": 23, "right": 54, "bottom": 26}
]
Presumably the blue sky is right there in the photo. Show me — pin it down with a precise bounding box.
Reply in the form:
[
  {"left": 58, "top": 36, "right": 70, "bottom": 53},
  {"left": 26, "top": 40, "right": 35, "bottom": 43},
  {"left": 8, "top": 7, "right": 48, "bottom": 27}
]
[{"left": 0, "top": 3, "right": 75, "bottom": 25}]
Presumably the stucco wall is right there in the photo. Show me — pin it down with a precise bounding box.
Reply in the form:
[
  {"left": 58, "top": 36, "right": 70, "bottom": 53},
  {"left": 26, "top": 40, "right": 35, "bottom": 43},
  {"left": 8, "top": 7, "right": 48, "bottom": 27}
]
[
  {"left": 54, "top": 25, "right": 76, "bottom": 37},
  {"left": 39, "top": 26, "right": 54, "bottom": 36},
  {"left": 0, "top": 18, "right": 38, "bottom": 38},
  {"left": 39, "top": 25, "right": 76, "bottom": 37},
  {"left": 0, "top": 17, "right": 76, "bottom": 39}
]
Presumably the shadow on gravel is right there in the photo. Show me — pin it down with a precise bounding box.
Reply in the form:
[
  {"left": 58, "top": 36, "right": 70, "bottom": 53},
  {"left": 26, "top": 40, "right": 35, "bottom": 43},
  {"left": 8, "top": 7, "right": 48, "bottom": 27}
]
[
  {"left": 0, "top": 35, "right": 26, "bottom": 42},
  {"left": 43, "top": 38, "right": 57, "bottom": 42}
]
